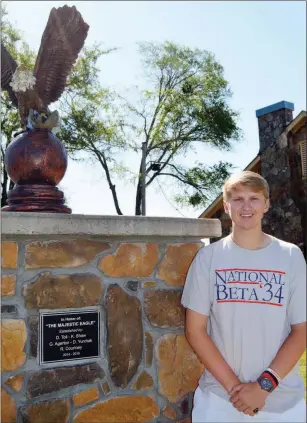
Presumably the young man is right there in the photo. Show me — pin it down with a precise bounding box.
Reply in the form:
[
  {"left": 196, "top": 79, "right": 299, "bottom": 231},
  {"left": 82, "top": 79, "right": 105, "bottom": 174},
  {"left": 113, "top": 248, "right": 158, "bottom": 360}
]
[{"left": 181, "top": 171, "right": 306, "bottom": 422}]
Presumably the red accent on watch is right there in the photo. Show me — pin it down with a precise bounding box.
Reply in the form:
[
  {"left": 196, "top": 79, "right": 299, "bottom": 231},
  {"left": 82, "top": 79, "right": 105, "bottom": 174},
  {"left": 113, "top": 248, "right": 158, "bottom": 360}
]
[{"left": 262, "top": 371, "right": 278, "bottom": 389}]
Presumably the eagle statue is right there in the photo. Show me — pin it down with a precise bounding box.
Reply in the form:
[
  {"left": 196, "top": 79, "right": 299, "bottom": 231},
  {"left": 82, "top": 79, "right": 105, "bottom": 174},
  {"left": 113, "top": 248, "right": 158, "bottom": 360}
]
[{"left": 1, "top": 5, "right": 89, "bottom": 131}]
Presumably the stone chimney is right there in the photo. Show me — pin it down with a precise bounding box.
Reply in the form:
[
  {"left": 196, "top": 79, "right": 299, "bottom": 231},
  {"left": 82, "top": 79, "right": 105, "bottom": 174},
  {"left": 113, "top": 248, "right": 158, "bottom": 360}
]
[{"left": 256, "top": 100, "right": 294, "bottom": 153}]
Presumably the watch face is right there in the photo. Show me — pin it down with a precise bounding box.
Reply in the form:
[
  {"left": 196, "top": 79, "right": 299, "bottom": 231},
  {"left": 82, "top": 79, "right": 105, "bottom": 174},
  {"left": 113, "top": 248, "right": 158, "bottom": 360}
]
[{"left": 261, "top": 377, "right": 273, "bottom": 391}]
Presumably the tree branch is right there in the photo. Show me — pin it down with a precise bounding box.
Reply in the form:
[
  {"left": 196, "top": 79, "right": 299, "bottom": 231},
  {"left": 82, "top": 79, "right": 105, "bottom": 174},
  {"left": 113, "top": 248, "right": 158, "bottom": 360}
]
[
  {"left": 146, "top": 144, "right": 169, "bottom": 173},
  {"left": 171, "top": 69, "right": 199, "bottom": 90},
  {"left": 164, "top": 162, "right": 188, "bottom": 179},
  {"left": 155, "top": 172, "right": 200, "bottom": 189},
  {"left": 145, "top": 141, "right": 185, "bottom": 187},
  {"left": 87, "top": 141, "right": 123, "bottom": 215},
  {"left": 117, "top": 93, "right": 148, "bottom": 138},
  {"left": 148, "top": 121, "right": 203, "bottom": 152},
  {"left": 146, "top": 72, "right": 168, "bottom": 145}
]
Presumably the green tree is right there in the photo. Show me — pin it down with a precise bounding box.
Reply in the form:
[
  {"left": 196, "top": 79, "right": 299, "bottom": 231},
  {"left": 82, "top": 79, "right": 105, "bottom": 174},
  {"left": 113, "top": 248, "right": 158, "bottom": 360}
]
[
  {"left": 119, "top": 41, "right": 241, "bottom": 214},
  {"left": 61, "top": 41, "right": 241, "bottom": 215}
]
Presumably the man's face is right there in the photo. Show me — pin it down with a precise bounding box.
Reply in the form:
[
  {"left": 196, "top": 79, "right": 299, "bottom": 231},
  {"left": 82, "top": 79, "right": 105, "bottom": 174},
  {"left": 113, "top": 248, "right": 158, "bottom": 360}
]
[{"left": 223, "top": 184, "right": 270, "bottom": 231}]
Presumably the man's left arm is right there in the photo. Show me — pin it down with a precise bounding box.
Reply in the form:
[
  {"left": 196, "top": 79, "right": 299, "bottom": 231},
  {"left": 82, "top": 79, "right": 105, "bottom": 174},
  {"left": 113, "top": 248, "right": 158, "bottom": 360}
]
[
  {"left": 268, "top": 322, "right": 306, "bottom": 379},
  {"left": 259, "top": 245, "right": 307, "bottom": 380},
  {"left": 230, "top": 246, "right": 307, "bottom": 413},
  {"left": 230, "top": 324, "right": 306, "bottom": 414}
]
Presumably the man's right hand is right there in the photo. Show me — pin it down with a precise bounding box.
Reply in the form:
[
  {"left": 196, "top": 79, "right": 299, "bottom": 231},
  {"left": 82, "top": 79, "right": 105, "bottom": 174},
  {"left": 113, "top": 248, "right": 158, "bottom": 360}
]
[
  {"left": 230, "top": 383, "right": 266, "bottom": 416},
  {"left": 185, "top": 309, "right": 242, "bottom": 395}
]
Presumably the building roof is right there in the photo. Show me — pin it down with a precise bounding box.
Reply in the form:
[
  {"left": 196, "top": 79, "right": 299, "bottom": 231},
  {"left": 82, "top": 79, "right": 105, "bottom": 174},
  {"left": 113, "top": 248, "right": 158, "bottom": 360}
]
[{"left": 284, "top": 111, "right": 307, "bottom": 135}]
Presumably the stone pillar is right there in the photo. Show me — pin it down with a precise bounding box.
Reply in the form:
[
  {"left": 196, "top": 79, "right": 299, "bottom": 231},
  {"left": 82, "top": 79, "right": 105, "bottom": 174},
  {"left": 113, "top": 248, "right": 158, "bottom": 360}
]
[
  {"left": 256, "top": 100, "right": 294, "bottom": 153},
  {"left": 255, "top": 102, "right": 306, "bottom": 252},
  {"left": 1, "top": 213, "right": 220, "bottom": 423}
]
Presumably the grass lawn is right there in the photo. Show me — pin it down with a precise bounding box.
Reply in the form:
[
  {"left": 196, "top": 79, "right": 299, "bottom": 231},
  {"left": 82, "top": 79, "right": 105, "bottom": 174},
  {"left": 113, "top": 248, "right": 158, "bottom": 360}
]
[{"left": 300, "top": 350, "right": 306, "bottom": 399}]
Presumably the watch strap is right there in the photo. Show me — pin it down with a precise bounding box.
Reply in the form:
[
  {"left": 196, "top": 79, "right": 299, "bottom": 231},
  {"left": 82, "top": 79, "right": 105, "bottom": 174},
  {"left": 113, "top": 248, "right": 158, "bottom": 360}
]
[{"left": 267, "top": 367, "right": 281, "bottom": 383}]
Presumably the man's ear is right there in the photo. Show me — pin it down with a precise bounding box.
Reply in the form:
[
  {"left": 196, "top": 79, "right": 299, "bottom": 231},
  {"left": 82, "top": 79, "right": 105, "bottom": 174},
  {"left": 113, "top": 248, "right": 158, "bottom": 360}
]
[
  {"left": 264, "top": 198, "right": 270, "bottom": 214},
  {"left": 223, "top": 201, "right": 229, "bottom": 215}
]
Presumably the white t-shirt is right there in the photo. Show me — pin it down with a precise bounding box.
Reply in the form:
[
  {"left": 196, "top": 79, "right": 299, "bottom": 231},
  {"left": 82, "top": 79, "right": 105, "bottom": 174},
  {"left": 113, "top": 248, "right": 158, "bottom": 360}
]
[{"left": 181, "top": 235, "right": 306, "bottom": 413}]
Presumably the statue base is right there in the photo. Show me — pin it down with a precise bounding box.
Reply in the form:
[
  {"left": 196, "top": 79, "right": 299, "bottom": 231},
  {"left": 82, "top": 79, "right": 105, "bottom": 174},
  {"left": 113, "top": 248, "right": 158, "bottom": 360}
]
[{"left": 2, "top": 184, "right": 72, "bottom": 213}]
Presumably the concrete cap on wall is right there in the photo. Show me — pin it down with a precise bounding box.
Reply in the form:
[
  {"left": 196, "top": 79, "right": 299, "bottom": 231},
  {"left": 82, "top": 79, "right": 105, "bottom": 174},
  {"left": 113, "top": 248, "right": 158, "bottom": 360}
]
[
  {"left": 255, "top": 101, "right": 295, "bottom": 118},
  {"left": 1, "top": 212, "right": 221, "bottom": 240}
]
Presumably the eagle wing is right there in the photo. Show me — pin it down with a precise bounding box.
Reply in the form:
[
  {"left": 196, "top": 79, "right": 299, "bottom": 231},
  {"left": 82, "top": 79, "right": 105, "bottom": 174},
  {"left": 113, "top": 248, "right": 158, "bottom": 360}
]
[
  {"left": 1, "top": 43, "right": 18, "bottom": 106},
  {"left": 33, "top": 5, "right": 89, "bottom": 106}
]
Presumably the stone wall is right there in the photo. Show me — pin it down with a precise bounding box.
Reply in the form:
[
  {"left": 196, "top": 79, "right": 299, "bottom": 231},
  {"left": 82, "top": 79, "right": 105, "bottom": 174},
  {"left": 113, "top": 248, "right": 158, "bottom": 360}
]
[
  {"left": 257, "top": 103, "right": 293, "bottom": 153},
  {"left": 1, "top": 213, "right": 220, "bottom": 423},
  {"left": 261, "top": 124, "right": 307, "bottom": 256},
  {"left": 288, "top": 125, "right": 307, "bottom": 256},
  {"left": 256, "top": 102, "right": 306, "bottom": 255}
]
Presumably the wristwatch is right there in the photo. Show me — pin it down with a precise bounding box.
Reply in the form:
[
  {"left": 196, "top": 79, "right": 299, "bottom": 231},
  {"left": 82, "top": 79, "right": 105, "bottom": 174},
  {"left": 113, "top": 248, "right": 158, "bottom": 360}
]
[{"left": 257, "top": 374, "right": 274, "bottom": 393}]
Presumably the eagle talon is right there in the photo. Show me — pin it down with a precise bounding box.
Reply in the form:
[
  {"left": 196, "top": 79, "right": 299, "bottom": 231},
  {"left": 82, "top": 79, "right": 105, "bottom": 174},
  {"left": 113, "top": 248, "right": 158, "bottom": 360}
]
[{"left": 27, "top": 109, "right": 60, "bottom": 130}]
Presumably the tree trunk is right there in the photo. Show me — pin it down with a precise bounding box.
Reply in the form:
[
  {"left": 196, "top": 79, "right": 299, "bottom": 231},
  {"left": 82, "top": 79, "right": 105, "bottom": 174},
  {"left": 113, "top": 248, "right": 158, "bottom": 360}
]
[
  {"left": 109, "top": 182, "right": 123, "bottom": 215},
  {"left": 90, "top": 149, "right": 123, "bottom": 215},
  {"left": 102, "top": 165, "right": 123, "bottom": 215},
  {"left": 135, "top": 179, "right": 142, "bottom": 215}
]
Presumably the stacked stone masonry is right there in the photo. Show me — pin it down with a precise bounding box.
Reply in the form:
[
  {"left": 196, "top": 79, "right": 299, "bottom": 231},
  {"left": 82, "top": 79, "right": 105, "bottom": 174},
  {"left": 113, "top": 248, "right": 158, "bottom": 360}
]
[
  {"left": 1, "top": 224, "right": 216, "bottom": 423},
  {"left": 261, "top": 121, "right": 307, "bottom": 254}
]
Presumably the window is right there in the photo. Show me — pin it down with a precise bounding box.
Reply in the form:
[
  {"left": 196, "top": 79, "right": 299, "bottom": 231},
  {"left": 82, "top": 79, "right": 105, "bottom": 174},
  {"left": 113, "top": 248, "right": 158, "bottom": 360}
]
[{"left": 300, "top": 140, "right": 307, "bottom": 178}]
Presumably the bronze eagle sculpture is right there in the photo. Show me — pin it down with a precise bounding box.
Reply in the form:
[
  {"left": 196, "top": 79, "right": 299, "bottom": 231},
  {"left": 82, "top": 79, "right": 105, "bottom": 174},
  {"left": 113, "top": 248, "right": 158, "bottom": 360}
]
[{"left": 1, "top": 5, "right": 89, "bottom": 130}]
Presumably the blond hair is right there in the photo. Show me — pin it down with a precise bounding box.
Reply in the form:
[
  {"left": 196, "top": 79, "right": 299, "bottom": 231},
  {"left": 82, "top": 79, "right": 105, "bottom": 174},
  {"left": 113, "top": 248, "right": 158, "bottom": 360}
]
[{"left": 223, "top": 171, "right": 270, "bottom": 201}]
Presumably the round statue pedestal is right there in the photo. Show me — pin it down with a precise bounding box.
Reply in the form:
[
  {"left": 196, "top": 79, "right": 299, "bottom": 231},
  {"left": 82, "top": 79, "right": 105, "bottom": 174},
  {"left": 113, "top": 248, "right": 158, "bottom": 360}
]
[{"left": 2, "top": 129, "right": 71, "bottom": 213}]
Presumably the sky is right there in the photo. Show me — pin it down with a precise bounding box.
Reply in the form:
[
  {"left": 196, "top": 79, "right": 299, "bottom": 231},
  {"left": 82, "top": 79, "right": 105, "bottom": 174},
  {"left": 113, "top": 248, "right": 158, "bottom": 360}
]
[{"left": 5, "top": 1, "right": 306, "bottom": 218}]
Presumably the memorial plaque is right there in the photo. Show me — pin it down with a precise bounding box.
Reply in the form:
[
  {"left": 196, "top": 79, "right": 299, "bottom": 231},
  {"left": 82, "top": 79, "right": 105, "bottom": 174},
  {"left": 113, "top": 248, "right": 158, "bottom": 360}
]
[{"left": 39, "top": 309, "right": 100, "bottom": 364}]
